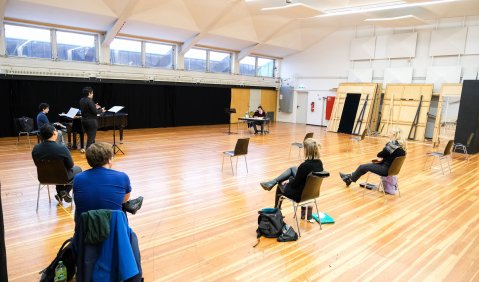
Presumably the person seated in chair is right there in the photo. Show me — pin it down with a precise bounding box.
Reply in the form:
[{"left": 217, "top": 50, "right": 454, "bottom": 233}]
[
  {"left": 252, "top": 106, "right": 266, "bottom": 134},
  {"left": 260, "top": 138, "right": 323, "bottom": 208},
  {"left": 37, "top": 103, "right": 67, "bottom": 145},
  {"left": 339, "top": 127, "right": 406, "bottom": 187},
  {"left": 32, "top": 124, "right": 82, "bottom": 204},
  {"left": 73, "top": 142, "right": 142, "bottom": 223}
]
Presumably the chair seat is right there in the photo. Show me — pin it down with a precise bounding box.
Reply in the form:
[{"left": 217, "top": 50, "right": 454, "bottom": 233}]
[
  {"left": 223, "top": 151, "right": 234, "bottom": 156},
  {"left": 427, "top": 152, "right": 445, "bottom": 157},
  {"left": 291, "top": 142, "right": 303, "bottom": 147}
]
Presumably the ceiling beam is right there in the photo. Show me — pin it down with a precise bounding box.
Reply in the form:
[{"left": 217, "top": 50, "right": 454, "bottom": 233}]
[
  {"left": 0, "top": 0, "right": 7, "bottom": 22},
  {"left": 101, "top": 0, "right": 137, "bottom": 48},
  {"left": 238, "top": 19, "right": 296, "bottom": 60},
  {"left": 179, "top": 0, "right": 243, "bottom": 55}
]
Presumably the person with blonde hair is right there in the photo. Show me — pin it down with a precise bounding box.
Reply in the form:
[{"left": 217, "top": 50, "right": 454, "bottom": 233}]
[
  {"left": 340, "top": 127, "right": 406, "bottom": 186},
  {"left": 260, "top": 138, "right": 324, "bottom": 208}
]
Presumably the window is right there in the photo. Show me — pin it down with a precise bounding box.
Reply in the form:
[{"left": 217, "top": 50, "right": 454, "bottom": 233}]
[
  {"left": 110, "top": 38, "right": 141, "bottom": 66},
  {"left": 145, "top": 42, "right": 174, "bottom": 69},
  {"left": 56, "top": 31, "right": 96, "bottom": 62},
  {"left": 257, "top": 57, "right": 275, "bottom": 77},
  {"left": 184, "top": 48, "right": 207, "bottom": 71},
  {"left": 239, "top": 56, "right": 256, "bottom": 76},
  {"left": 209, "top": 51, "right": 231, "bottom": 73},
  {"left": 5, "top": 24, "right": 51, "bottom": 59}
]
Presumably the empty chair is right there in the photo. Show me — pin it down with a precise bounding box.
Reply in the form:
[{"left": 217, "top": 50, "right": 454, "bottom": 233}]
[
  {"left": 425, "top": 140, "right": 454, "bottom": 175},
  {"left": 14, "top": 117, "right": 40, "bottom": 147},
  {"left": 453, "top": 133, "right": 474, "bottom": 160},
  {"left": 362, "top": 156, "right": 406, "bottom": 197},
  {"left": 222, "top": 138, "right": 250, "bottom": 174},
  {"left": 34, "top": 159, "right": 72, "bottom": 212},
  {"left": 277, "top": 171, "right": 329, "bottom": 237},
  {"left": 351, "top": 128, "right": 367, "bottom": 142},
  {"left": 290, "top": 132, "right": 314, "bottom": 159}
]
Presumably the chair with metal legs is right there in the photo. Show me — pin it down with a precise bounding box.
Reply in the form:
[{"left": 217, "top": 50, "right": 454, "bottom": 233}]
[
  {"left": 453, "top": 133, "right": 474, "bottom": 160},
  {"left": 425, "top": 140, "right": 454, "bottom": 175},
  {"left": 34, "top": 159, "right": 72, "bottom": 212},
  {"left": 222, "top": 138, "right": 250, "bottom": 175},
  {"left": 362, "top": 156, "right": 406, "bottom": 198},
  {"left": 290, "top": 132, "right": 314, "bottom": 159},
  {"left": 277, "top": 171, "right": 329, "bottom": 237}
]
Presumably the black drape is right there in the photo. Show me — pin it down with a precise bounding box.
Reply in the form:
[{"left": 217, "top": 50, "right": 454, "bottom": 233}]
[
  {"left": 0, "top": 77, "right": 233, "bottom": 137},
  {"left": 0, "top": 182, "right": 7, "bottom": 282}
]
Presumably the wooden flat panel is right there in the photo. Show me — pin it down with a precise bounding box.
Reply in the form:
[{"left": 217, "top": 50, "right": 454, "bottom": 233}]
[
  {"left": 230, "top": 88, "right": 250, "bottom": 123},
  {"left": 2, "top": 124, "right": 479, "bottom": 281},
  {"left": 260, "top": 89, "right": 277, "bottom": 121},
  {"left": 433, "top": 84, "right": 463, "bottom": 146}
]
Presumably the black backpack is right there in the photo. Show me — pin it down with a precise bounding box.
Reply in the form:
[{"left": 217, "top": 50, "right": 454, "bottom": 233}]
[
  {"left": 255, "top": 208, "right": 285, "bottom": 242},
  {"left": 39, "top": 238, "right": 76, "bottom": 282}
]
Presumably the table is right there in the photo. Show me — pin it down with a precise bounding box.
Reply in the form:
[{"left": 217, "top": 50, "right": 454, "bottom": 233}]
[{"left": 238, "top": 117, "right": 270, "bottom": 134}]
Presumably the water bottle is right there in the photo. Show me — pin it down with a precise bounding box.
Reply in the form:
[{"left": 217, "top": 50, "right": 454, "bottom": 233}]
[
  {"left": 54, "top": 261, "right": 67, "bottom": 282},
  {"left": 245, "top": 111, "right": 249, "bottom": 118}
]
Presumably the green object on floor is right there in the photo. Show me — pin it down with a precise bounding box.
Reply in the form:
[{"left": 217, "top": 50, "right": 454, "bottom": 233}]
[{"left": 312, "top": 212, "right": 335, "bottom": 224}]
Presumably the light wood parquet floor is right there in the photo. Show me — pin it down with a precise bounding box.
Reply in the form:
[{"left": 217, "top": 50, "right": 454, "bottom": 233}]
[{"left": 1, "top": 122, "right": 479, "bottom": 281}]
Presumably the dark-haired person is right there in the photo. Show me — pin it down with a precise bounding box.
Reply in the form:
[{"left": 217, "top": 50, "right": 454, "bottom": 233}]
[
  {"left": 79, "top": 87, "right": 105, "bottom": 152},
  {"left": 37, "top": 103, "right": 66, "bottom": 144},
  {"left": 260, "top": 138, "right": 324, "bottom": 208},
  {"left": 252, "top": 106, "right": 266, "bottom": 134},
  {"left": 73, "top": 142, "right": 133, "bottom": 223},
  {"left": 32, "top": 124, "right": 82, "bottom": 203}
]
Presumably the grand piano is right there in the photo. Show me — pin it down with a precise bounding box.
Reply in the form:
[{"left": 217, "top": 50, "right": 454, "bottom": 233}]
[{"left": 60, "top": 112, "right": 128, "bottom": 149}]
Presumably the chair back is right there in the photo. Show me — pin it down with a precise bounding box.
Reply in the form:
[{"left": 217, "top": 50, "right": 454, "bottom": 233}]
[
  {"left": 35, "top": 159, "right": 70, "bottom": 184},
  {"left": 443, "top": 140, "right": 454, "bottom": 156},
  {"left": 299, "top": 171, "right": 329, "bottom": 202},
  {"left": 466, "top": 133, "right": 475, "bottom": 146},
  {"left": 234, "top": 138, "right": 250, "bottom": 156},
  {"left": 360, "top": 128, "right": 367, "bottom": 140},
  {"left": 387, "top": 156, "right": 406, "bottom": 176},
  {"left": 14, "top": 117, "right": 35, "bottom": 133},
  {"left": 303, "top": 132, "right": 314, "bottom": 141}
]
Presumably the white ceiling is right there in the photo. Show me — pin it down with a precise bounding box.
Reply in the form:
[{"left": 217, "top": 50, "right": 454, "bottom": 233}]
[{"left": 3, "top": 0, "right": 479, "bottom": 58}]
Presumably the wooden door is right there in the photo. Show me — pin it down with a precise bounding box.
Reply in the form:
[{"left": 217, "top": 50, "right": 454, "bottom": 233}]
[
  {"left": 230, "top": 88, "right": 250, "bottom": 123},
  {"left": 260, "top": 89, "right": 277, "bottom": 121}
]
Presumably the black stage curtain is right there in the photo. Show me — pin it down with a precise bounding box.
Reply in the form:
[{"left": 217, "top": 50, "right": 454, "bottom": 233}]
[
  {"left": 0, "top": 77, "right": 232, "bottom": 137},
  {"left": 0, "top": 182, "right": 7, "bottom": 282}
]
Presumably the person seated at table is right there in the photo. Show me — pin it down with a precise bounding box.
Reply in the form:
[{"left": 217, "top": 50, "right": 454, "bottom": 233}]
[
  {"left": 260, "top": 138, "right": 323, "bottom": 208},
  {"left": 252, "top": 106, "right": 266, "bottom": 134},
  {"left": 37, "top": 102, "right": 66, "bottom": 144},
  {"left": 339, "top": 127, "right": 406, "bottom": 187}
]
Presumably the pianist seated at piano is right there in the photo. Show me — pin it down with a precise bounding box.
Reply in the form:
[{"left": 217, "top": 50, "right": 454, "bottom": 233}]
[
  {"left": 37, "top": 103, "right": 66, "bottom": 145},
  {"left": 251, "top": 106, "right": 266, "bottom": 134}
]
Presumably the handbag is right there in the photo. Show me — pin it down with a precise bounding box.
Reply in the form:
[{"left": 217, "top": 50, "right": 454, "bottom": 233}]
[{"left": 39, "top": 238, "right": 76, "bottom": 282}]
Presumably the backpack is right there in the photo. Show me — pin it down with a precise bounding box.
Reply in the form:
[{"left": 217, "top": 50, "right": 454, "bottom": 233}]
[
  {"left": 39, "top": 238, "right": 76, "bottom": 282},
  {"left": 17, "top": 116, "right": 34, "bottom": 132},
  {"left": 254, "top": 208, "right": 285, "bottom": 244},
  {"left": 381, "top": 176, "right": 398, "bottom": 195}
]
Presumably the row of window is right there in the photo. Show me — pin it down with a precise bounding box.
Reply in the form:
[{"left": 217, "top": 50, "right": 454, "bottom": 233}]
[{"left": 4, "top": 24, "right": 276, "bottom": 77}]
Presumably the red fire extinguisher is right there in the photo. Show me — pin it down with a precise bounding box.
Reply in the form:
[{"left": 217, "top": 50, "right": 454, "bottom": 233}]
[{"left": 310, "top": 101, "right": 315, "bottom": 112}]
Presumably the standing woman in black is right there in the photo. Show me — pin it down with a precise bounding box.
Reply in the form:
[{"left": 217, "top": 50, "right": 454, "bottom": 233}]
[{"left": 79, "top": 86, "right": 105, "bottom": 152}]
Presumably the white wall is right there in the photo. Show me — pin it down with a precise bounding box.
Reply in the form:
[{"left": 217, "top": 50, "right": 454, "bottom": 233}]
[{"left": 279, "top": 16, "right": 479, "bottom": 123}]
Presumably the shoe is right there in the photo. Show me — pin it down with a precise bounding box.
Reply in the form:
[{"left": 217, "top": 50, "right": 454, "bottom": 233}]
[
  {"left": 80, "top": 148, "right": 85, "bottom": 153},
  {"left": 62, "top": 193, "right": 72, "bottom": 203},
  {"left": 122, "top": 196, "right": 144, "bottom": 215},
  {"left": 339, "top": 172, "right": 352, "bottom": 187},
  {"left": 260, "top": 180, "right": 277, "bottom": 191},
  {"left": 54, "top": 194, "right": 63, "bottom": 204}
]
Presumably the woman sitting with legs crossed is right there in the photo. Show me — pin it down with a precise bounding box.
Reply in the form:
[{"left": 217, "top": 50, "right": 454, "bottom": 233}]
[
  {"left": 339, "top": 127, "right": 406, "bottom": 187},
  {"left": 260, "top": 138, "right": 324, "bottom": 208}
]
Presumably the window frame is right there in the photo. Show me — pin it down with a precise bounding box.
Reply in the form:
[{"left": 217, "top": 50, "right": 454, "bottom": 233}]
[
  {"left": 53, "top": 29, "right": 99, "bottom": 63},
  {"left": 4, "top": 23, "right": 53, "bottom": 60},
  {"left": 143, "top": 40, "right": 176, "bottom": 69},
  {"left": 109, "top": 37, "right": 143, "bottom": 67}
]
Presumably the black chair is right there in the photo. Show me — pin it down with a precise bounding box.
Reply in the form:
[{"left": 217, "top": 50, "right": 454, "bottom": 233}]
[
  {"left": 277, "top": 171, "right": 329, "bottom": 237},
  {"left": 34, "top": 159, "right": 72, "bottom": 212},
  {"left": 222, "top": 138, "right": 250, "bottom": 174},
  {"left": 290, "top": 132, "right": 314, "bottom": 159},
  {"left": 14, "top": 117, "right": 40, "bottom": 147},
  {"left": 425, "top": 140, "right": 454, "bottom": 175}
]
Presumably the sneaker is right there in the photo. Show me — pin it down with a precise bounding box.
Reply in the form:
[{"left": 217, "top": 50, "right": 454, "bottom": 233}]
[
  {"left": 339, "top": 172, "right": 352, "bottom": 187},
  {"left": 62, "top": 193, "right": 72, "bottom": 203},
  {"left": 122, "top": 196, "right": 144, "bottom": 215},
  {"left": 54, "top": 194, "right": 63, "bottom": 204},
  {"left": 80, "top": 148, "right": 85, "bottom": 153}
]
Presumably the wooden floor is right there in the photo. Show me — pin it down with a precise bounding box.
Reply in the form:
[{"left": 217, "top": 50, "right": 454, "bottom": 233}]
[{"left": 2, "top": 122, "right": 479, "bottom": 281}]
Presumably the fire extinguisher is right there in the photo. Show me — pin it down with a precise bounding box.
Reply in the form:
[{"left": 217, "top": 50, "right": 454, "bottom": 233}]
[{"left": 310, "top": 101, "right": 315, "bottom": 112}]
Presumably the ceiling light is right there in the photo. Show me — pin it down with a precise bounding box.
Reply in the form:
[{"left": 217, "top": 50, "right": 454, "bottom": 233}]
[
  {"left": 317, "top": 0, "right": 457, "bottom": 18},
  {"left": 365, "top": 14, "right": 415, "bottom": 21}
]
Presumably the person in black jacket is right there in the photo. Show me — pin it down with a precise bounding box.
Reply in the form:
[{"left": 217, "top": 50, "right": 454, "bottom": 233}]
[
  {"left": 79, "top": 86, "right": 105, "bottom": 152},
  {"left": 339, "top": 127, "right": 407, "bottom": 186},
  {"left": 260, "top": 138, "right": 324, "bottom": 208},
  {"left": 32, "top": 124, "right": 82, "bottom": 203},
  {"left": 252, "top": 106, "right": 266, "bottom": 134}
]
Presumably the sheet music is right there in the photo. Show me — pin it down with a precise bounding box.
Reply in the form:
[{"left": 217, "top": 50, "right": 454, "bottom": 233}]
[
  {"left": 108, "top": 106, "right": 124, "bottom": 113},
  {"left": 59, "top": 107, "right": 79, "bottom": 119}
]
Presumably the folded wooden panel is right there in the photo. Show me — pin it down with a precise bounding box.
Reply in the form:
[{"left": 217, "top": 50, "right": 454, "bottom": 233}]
[{"left": 432, "top": 83, "right": 463, "bottom": 147}]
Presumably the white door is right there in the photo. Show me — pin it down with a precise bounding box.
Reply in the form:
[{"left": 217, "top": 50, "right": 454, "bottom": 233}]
[
  {"left": 296, "top": 91, "right": 308, "bottom": 124},
  {"left": 307, "top": 91, "right": 322, "bottom": 126},
  {"left": 249, "top": 89, "right": 261, "bottom": 112}
]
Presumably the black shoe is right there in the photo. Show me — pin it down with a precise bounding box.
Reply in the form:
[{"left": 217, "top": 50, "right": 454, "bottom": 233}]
[
  {"left": 54, "top": 194, "right": 63, "bottom": 204},
  {"left": 260, "top": 180, "right": 277, "bottom": 191},
  {"left": 62, "top": 193, "right": 72, "bottom": 203},
  {"left": 122, "top": 196, "right": 144, "bottom": 215},
  {"left": 339, "top": 172, "right": 352, "bottom": 187}
]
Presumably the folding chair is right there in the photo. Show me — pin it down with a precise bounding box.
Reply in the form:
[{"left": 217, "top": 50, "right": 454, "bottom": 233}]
[
  {"left": 14, "top": 117, "right": 40, "bottom": 147},
  {"left": 222, "top": 138, "right": 250, "bottom": 174},
  {"left": 425, "top": 140, "right": 454, "bottom": 175},
  {"left": 362, "top": 156, "right": 406, "bottom": 198},
  {"left": 34, "top": 159, "right": 72, "bottom": 212},
  {"left": 290, "top": 132, "right": 314, "bottom": 159},
  {"left": 453, "top": 133, "right": 474, "bottom": 160}
]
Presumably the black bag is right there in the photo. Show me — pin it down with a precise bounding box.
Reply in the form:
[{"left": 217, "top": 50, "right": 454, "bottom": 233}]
[
  {"left": 256, "top": 208, "right": 285, "bottom": 239},
  {"left": 39, "top": 238, "right": 76, "bottom": 282},
  {"left": 277, "top": 224, "right": 298, "bottom": 242}
]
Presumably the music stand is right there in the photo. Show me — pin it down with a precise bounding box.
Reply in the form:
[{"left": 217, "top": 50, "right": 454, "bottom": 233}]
[
  {"left": 224, "top": 108, "right": 237, "bottom": 135},
  {"left": 108, "top": 106, "right": 125, "bottom": 155}
]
